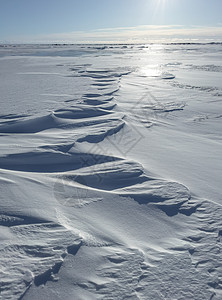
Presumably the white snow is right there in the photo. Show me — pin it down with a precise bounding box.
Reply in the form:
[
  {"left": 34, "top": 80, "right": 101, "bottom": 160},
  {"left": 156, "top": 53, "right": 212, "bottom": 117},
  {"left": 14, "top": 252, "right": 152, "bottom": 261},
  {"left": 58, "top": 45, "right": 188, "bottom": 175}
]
[{"left": 0, "top": 43, "right": 222, "bottom": 300}]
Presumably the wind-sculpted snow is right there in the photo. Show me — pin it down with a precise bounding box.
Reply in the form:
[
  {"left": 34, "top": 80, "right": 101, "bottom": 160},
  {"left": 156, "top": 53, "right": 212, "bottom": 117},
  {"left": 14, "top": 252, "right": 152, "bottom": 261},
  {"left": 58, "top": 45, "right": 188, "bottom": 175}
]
[
  {"left": 0, "top": 221, "right": 82, "bottom": 300},
  {"left": 187, "top": 64, "right": 222, "bottom": 73},
  {"left": 0, "top": 44, "right": 222, "bottom": 300},
  {"left": 64, "top": 160, "right": 191, "bottom": 212}
]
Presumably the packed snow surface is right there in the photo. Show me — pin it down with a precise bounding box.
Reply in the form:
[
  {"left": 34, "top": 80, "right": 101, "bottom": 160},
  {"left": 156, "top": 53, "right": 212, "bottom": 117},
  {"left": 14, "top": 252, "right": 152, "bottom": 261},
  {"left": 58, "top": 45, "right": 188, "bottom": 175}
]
[{"left": 0, "top": 43, "right": 222, "bottom": 299}]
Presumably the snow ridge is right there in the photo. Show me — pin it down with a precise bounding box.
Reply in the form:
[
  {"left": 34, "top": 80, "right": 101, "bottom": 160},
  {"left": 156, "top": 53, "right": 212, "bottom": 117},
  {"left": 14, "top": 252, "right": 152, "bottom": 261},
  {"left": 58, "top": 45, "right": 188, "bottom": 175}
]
[{"left": 0, "top": 44, "right": 222, "bottom": 299}]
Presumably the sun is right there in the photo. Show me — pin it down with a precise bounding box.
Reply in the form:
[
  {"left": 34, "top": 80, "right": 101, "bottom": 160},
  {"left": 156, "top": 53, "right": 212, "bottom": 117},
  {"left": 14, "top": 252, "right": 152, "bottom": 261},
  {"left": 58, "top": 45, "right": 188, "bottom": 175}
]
[
  {"left": 156, "top": 0, "right": 167, "bottom": 9},
  {"left": 150, "top": 0, "right": 170, "bottom": 23}
]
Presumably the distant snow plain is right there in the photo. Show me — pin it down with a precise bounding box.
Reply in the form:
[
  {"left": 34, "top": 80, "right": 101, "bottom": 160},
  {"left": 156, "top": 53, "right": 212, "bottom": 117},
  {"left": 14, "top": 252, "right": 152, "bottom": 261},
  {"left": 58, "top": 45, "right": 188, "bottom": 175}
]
[{"left": 0, "top": 43, "right": 222, "bottom": 299}]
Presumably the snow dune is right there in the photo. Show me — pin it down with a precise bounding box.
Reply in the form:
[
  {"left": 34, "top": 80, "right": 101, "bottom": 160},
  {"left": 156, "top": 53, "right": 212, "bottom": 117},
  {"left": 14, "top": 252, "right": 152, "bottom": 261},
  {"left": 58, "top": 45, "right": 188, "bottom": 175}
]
[{"left": 0, "top": 44, "right": 222, "bottom": 299}]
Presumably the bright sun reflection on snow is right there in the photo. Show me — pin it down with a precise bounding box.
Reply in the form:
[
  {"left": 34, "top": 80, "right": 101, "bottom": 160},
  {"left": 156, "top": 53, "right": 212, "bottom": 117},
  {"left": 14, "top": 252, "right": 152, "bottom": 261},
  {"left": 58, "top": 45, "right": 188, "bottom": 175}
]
[
  {"left": 140, "top": 45, "right": 165, "bottom": 77},
  {"left": 141, "top": 65, "right": 162, "bottom": 77}
]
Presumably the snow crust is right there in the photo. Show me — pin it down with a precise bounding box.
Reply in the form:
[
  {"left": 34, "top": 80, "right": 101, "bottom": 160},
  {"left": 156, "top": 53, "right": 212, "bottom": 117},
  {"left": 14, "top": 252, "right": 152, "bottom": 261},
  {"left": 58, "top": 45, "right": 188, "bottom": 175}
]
[{"left": 0, "top": 43, "right": 222, "bottom": 299}]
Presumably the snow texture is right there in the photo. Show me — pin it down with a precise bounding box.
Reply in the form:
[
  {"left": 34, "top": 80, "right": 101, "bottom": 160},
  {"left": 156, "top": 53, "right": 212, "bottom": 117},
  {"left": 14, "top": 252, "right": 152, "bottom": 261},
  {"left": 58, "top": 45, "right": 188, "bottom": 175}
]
[{"left": 0, "top": 43, "right": 222, "bottom": 300}]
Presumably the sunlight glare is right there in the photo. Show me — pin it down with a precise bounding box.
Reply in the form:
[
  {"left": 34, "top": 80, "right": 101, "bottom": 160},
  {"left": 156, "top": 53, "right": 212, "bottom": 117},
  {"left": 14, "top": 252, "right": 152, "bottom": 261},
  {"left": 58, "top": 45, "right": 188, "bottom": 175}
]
[
  {"left": 155, "top": 0, "right": 167, "bottom": 11},
  {"left": 150, "top": 0, "right": 169, "bottom": 24}
]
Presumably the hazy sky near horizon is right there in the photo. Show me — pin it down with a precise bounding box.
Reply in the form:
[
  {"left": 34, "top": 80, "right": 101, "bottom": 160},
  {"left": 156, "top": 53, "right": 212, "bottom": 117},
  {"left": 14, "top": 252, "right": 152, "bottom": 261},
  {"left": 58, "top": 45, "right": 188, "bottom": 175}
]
[{"left": 0, "top": 0, "right": 222, "bottom": 43}]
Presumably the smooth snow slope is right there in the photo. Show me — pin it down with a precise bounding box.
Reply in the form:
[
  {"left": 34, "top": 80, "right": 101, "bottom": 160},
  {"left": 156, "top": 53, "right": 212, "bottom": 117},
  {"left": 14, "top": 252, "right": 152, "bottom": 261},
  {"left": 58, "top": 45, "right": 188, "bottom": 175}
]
[{"left": 0, "top": 44, "right": 222, "bottom": 300}]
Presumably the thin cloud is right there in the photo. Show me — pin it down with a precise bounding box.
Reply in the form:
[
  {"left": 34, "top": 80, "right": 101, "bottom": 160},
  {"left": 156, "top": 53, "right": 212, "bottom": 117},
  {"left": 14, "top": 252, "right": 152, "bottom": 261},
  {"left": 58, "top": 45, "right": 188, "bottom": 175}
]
[{"left": 8, "top": 25, "right": 222, "bottom": 44}]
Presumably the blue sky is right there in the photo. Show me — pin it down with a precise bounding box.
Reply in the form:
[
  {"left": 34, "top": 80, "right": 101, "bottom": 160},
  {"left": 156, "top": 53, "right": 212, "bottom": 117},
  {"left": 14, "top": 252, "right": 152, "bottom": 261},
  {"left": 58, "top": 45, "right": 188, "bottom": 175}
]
[{"left": 0, "top": 0, "right": 221, "bottom": 43}]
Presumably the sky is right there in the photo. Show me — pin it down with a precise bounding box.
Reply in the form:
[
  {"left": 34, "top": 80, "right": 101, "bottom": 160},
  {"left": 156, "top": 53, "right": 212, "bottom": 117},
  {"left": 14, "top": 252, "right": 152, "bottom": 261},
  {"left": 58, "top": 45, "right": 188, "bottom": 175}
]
[{"left": 0, "top": 0, "right": 222, "bottom": 43}]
